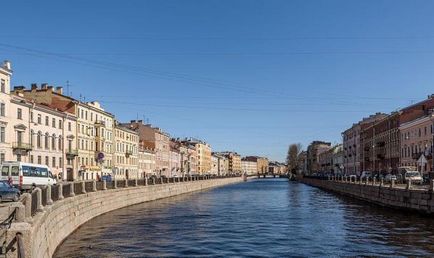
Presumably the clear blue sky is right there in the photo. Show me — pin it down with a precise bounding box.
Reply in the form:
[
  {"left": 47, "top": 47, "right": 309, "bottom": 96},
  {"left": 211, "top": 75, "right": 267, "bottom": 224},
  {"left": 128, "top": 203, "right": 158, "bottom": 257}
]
[{"left": 1, "top": 0, "right": 434, "bottom": 162}]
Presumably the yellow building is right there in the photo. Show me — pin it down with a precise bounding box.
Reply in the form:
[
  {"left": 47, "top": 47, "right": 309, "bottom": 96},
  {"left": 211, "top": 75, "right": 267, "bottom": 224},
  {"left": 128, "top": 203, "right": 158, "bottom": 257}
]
[
  {"left": 76, "top": 101, "right": 115, "bottom": 180},
  {"left": 196, "top": 142, "right": 211, "bottom": 174},
  {"left": 113, "top": 123, "right": 139, "bottom": 179}
]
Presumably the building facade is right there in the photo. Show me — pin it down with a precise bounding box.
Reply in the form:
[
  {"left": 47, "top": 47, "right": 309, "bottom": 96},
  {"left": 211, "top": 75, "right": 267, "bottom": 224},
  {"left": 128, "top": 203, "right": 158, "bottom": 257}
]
[
  {"left": 123, "top": 120, "right": 170, "bottom": 177},
  {"left": 113, "top": 123, "right": 139, "bottom": 179},
  {"left": 361, "top": 112, "right": 400, "bottom": 175},
  {"left": 138, "top": 148, "right": 156, "bottom": 177},
  {"left": 342, "top": 113, "right": 388, "bottom": 175},
  {"left": 306, "top": 141, "right": 332, "bottom": 174},
  {"left": 399, "top": 95, "right": 434, "bottom": 173},
  {"left": 241, "top": 159, "right": 257, "bottom": 175}
]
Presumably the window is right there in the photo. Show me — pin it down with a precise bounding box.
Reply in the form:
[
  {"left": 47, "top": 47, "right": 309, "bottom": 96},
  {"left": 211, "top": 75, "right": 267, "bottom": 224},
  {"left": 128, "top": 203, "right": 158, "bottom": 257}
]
[
  {"left": 59, "top": 120, "right": 62, "bottom": 129},
  {"left": 16, "top": 154, "right": 21, "bottom": 162},
  {"left": 52, "top": 157, "right": 56, "bottom": 167},
  {"left": 68, "top": 122, "right": 71, "bottom": 131},
  {"left": 45, "top": 156, "right": 49, "bottom": 166},
  {"left": 37, "top": 156, "right": 41, "bottom": 164},
  {"left": 0, "top": 127, "right": 5, "bottom": 143},
  {"left": 45, "top": 133, "right": 49, "bottom": 149},
  {"left": 0, "top": 103, "right": 5, "bottom": 117},
  {"left": 52, "top": 134, "right": 56, "bottom": 150},
  {"left": 45, "top": 116, "right": 49, "bottom": 126},
  {"left": 30, "top": 130, "right": 34, "bottom": 146},
  {"left": 30, "top": 112, "right": 34, "bottom": 122},
  {"left": 37, "top": 132, "right": 42, "bottom": 148},
  {"left": 30, "top": 155, "right": 34, "bottom": 163},
  {"left": 1, "top": 166, "right": 8, "bottom": 176},
  {"left": 17, "top": 108, "right": 22, "bottom": 120},
  {"left": 0, "top": 79, "right": 5, "bottom": 93},
  {"left": 0, "top": 153, "right": 4, "bottom": 163},
  {"left": 37, "top": 114, "right": 42, "bottom": 124},
  {"left": 58, "top": 136, "right": 62, "bottom": 150},
  {"left": 52, "top": 118, "right": 56, "bottom": 128}
]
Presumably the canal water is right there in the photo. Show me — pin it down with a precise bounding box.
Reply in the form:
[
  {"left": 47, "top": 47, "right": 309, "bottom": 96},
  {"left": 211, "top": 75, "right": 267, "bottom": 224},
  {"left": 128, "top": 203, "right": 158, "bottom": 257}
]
[{"left": 54, "top": 178, "right": 434, "bottom": 257}]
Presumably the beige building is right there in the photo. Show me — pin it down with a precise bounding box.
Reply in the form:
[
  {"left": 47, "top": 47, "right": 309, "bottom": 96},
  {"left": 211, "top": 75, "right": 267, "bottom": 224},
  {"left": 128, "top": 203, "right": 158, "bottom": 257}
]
[
  {"left": 138, "top": 148, "right": 155, "bottom": 177},
  {"left": 215, "top": 152, "right": 241, "bottom": 173},
  {"left": 179, "top": 138, "right": 211, "bottom": 175},
  {"left": 3, "top": 61, "right": 79, "bottom": 180},
  {"left": 241, "top": 159, "right": 257, "bottom": 175},
  {"left": 75, "top": 102, "right": 115, "bottom": 180},
  {"left": 169, "top": 140, "right": 181, "bottom": 177},
  {"left": 243, "top": 156, "right": 269, "bottom": 174},
  {"left": 123, "top": 120, "right": 170, "bottom": 177},
  {"left": 113, "top": 123, "right": 139, "bottom": 179}
]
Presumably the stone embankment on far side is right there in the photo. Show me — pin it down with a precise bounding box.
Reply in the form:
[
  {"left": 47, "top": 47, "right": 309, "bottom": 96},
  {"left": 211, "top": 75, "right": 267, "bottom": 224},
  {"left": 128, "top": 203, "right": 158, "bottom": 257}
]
[{"left": 299, "top": 176, "right": 434, "bottom": 215}]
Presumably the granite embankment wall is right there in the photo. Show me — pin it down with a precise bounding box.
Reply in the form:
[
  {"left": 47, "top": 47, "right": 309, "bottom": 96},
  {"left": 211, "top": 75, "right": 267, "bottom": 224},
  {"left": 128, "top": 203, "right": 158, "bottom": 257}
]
[
  {"left": 299, "top": 177, "right": 434, "bottom": 215},
  {"left": 9, "top": 176, "right": 242, "bottom": 258}
]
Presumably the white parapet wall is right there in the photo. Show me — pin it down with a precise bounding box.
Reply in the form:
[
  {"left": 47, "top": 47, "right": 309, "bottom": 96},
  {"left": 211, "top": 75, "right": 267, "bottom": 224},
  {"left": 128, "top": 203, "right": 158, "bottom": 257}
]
[{"left": 11, "top": 177, "right": 242, "bottom": 258}]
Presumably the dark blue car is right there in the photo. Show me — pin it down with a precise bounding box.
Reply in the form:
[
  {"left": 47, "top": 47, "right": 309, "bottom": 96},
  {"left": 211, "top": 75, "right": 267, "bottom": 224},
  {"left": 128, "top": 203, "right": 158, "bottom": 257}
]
[{"left": 0, "top": 181, "right": 20, "bottom": 202}]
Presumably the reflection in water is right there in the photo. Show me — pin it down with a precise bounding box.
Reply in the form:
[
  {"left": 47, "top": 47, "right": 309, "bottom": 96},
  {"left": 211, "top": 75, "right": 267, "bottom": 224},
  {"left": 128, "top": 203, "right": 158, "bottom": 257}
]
[{"left": 54, "top": 179, "right": 434, "bottom": 257}]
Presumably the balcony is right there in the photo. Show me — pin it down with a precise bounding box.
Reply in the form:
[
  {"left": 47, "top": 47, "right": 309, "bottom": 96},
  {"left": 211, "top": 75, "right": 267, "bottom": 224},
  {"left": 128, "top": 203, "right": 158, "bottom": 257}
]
[
  {"left": 12, "top": 142, "right": 32, "bottom": 151},
  {"left": 66, "top": 149, "right": 79, "bottom": 160},
  {"left": 95, "top": 120, "right": 106, "bottom": 127},
  {"left": 125, "top": 150, "right": 133, "bottom": 158}
]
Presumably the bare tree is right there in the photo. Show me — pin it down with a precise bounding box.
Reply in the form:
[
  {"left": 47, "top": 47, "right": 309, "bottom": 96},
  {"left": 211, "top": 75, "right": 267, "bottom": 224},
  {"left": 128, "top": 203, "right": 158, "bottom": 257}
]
[{"left": 286, "top": 143, "right": 302, "bottom": 174}]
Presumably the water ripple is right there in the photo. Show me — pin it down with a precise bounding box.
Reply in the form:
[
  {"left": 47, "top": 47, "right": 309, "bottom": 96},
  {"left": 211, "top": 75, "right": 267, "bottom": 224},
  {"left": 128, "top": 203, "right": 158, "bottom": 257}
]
[{"left": 54, "top": 179, "right": 434, "bottom": 257}]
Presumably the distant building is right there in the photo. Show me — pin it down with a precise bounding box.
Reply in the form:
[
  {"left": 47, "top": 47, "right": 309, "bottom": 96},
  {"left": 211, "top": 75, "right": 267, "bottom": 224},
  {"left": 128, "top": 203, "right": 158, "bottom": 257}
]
[
  {"left": 361, "top": 112, "right": 400, "bottom": 174},
  {"left": 138, "top": 148, "right": 155, "bottom": 177},
  {"left": 399, "top": 95, "right": 434, "bottom": 173},
  {"left": 113, "top": 123, "right": 139, "bottom": 179},
  {"left": 241, "top": 158, "right": 257, "bottom": 175},
  {"left": 214, "top": 151, "right": 241, "bottom": 173},
  {"left": 306, "top": 141, "right": 332, "bottom": 174},
  {"left": 243, "top": 156, "right": 269, "bottom": 174},
  {"left": 123, "top": 120, "right": 170, "bottom": 177},
  {"left": 177, "top": 138, "right": 211, "bottom": 175},
  {"left": 342, "top": 113, "right": 387, "bottom": 175}
]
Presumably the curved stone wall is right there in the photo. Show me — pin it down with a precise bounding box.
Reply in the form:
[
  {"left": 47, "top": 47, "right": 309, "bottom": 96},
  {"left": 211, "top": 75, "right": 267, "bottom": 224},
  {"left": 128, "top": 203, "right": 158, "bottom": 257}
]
[{"left": 22, "top": 177, "right": 241, "bottom": 258}]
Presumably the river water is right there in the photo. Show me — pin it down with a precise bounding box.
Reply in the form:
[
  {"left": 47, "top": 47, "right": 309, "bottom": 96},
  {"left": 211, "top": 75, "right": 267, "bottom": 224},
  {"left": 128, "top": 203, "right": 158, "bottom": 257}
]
[{"left": 54, "top": 178, "right": 434, "bottom": 257}]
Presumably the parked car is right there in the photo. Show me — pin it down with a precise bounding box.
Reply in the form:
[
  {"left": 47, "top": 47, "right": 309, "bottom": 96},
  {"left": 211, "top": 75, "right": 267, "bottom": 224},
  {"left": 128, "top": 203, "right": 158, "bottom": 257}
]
[
  {"left": 384, "top": 174, "right": 397, "bottom": 183},
  {"left": 0, "top": 181, "right": 20, "bottom": 202},
  {"left": 404, "top": 171, "right": 423, "bottom": 184},
  {"left": 0, "top": 162, "right": 57, "bottom": 191}
]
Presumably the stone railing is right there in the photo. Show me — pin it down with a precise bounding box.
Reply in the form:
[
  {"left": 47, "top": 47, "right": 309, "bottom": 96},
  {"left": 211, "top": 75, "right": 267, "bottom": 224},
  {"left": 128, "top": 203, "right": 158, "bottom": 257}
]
[
  {"left": 5, "top": 175, "right": 241, "bottom": 258},
  {"left": 300, "top": 175, "right": 434, "bottom": 214},
  {"left": 14, "top": 175, "right": 237, "bottom": 223}
]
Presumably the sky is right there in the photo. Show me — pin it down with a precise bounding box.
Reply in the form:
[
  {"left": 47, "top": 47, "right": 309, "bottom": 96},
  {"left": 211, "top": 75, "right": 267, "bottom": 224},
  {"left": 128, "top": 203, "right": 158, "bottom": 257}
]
[{"left": 1, "top": 0, "right": 434, "bottom": 162}]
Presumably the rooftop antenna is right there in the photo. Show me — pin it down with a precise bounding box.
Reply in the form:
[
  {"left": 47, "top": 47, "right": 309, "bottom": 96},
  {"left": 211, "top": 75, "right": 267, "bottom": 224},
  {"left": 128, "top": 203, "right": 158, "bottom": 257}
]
[{"left": 66, "top": 80, "right": 71, "bottom": 96}]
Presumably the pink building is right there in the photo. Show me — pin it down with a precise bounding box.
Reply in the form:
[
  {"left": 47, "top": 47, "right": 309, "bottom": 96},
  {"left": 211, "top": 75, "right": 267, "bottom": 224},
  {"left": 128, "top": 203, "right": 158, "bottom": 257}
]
[{"left": 399, "top": 95, "right": 434, "bottom": 173}]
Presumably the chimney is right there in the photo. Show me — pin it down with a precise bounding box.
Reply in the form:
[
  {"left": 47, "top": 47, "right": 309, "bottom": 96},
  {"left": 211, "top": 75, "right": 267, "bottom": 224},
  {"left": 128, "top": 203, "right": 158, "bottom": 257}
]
[
  {"left": 41, "top": 83, "right": 48, "bottom": 90},
  {"left": 47, "top": 86, "right": 54, "bottom": 92},
  {"left": 13, "top": 86, "right": 25, "bottom": 91},
  {"left": 31, "top": 83, "right": 38, "bottom": 90},
  {"left": 2, "top": 60, "right": 11, "bottom": 71},
  {"left": 55, "top": 86, "right": 63, "bottom": 95},
  {"left": 138, "top": 120, "right": 143, "bottom": 123}
]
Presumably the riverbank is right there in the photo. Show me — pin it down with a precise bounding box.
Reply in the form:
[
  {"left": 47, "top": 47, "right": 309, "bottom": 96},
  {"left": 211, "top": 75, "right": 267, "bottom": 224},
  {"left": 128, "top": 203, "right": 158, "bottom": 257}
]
[
  {"left": 299, "top": 176, "right": 434, "bottom": 215},
  {"left": 10, "top": 176, "right": 242, "bottom": 258}
]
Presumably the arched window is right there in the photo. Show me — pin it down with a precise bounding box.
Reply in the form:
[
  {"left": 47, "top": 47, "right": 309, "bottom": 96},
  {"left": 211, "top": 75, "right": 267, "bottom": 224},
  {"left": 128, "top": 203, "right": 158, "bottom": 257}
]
[
  {"left": 30, "top": 130, "right": 34, "bottom": 147},
  {"left": 58, "top": 135, "right": 62, "bottom": 150},
  {"left": 52, "top": 134, "right": 56, "bottom": 150},
  {"left": 45, "top": 133, "right": 49, "bottom": 149},
  {"left": 37, "top": 132, "right": 42, "bottom": 148}
]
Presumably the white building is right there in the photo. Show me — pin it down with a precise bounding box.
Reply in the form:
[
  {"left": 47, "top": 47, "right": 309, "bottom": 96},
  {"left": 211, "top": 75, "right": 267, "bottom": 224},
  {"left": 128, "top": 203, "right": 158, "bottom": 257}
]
[{"left": 241, "top": 159, "right": 257, "bottom": 175}]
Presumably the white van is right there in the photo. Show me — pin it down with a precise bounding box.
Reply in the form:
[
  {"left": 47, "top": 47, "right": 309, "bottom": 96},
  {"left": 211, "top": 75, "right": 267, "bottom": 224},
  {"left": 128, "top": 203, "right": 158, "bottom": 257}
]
[{"left": 0, "top": 162, "right": 57, "bottom": 190}]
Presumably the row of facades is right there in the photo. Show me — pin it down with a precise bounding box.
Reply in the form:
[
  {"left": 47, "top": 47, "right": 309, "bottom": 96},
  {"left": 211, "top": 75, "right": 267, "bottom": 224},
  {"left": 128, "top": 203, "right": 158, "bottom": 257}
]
[
  {"left": 0, "top": 60, "right": 281, "bottom": 180},
  {"left": 302, "top": 94, "right": 434, "bottom": 175}
]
